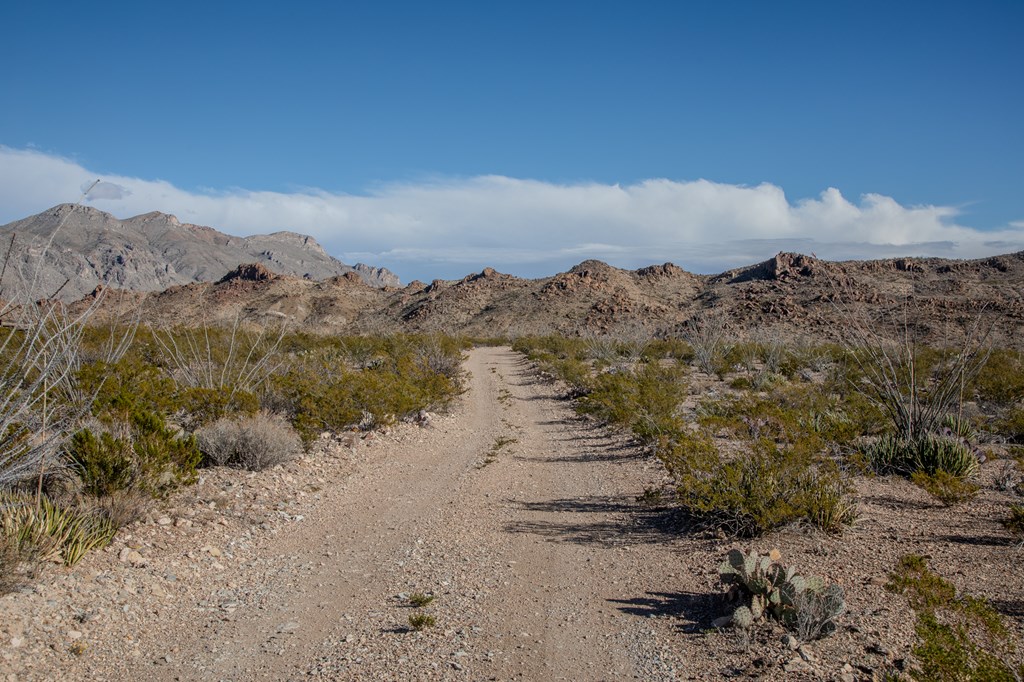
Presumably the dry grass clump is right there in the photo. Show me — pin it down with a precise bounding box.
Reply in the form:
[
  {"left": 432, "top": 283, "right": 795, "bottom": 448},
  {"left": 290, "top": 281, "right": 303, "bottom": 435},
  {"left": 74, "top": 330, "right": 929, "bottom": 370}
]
[{"left": 196, "top": 411, "right": 302, "bottom": 471}]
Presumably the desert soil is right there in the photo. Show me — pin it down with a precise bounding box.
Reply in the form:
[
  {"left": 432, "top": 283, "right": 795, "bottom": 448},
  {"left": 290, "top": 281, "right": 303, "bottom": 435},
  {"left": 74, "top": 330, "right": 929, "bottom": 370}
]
[{"left": 2, "top": 347, "right": 1021, "bottom": 681}]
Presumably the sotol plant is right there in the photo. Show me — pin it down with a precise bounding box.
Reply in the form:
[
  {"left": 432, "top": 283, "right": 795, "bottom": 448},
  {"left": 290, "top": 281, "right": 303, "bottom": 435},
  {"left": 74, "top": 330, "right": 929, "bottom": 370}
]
[{"left": 719, "top": 548, "right": 845, "bottom": 641}]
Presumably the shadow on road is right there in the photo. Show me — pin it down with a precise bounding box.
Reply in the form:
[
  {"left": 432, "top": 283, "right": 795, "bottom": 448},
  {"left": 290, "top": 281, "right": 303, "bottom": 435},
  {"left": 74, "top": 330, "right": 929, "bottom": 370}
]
[
  {"left": 503, "top": 496, "right": 691, "bottom": 547},
  {"left": 609, "top": 591, "right": 723, "bottom": 631}
]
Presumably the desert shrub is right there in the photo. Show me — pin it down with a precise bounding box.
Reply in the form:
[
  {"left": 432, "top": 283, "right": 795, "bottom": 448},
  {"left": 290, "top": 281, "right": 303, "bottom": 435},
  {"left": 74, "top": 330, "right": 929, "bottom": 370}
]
[
  {"left": 196, "top": 411, "right": 301, "bottom": 471},
  {"left": 87, "top": 488, "right": 151, "bottom": 529},
  {"left": 972, "top": 348, "right": 1024, "bottom": 406},
  {"left": 413, "top": 334, "right": 467, "bottom": 383},
  {"left": 698, "top": 384, "right": 874, "bottom": 457},
  {"left": 722, "top": 338, "right": 793, "bottom": 386},
  {"left": 408, "top": 611, "right": 435, "bottom": 631},
  {"left": 886, "top": 555, "right": 1023, "bottom": 681},
  {"left": 512, "top": 335, "right": 594, "bottom": 395},
  {"left": 66, "top": 410, "right": 201, "bottom": 497},
  {"left": 672, "top": 442, "right": 857, "bottom": 537},
  {"left": 78, "top": 353, "right": 178, "bottom": 423},
  {"left": 643, "top": 338, "right": 693, "bottom": 363},
  {"left": 66, "top": 428, "right": 135, "bottom": 496},
  {"left": 577, "top": 362, "right": 688, "bottom": 442},
  {"left": 176, "top": 386, "right": 260, "bottom": 428},
  {"left": 1005, "top": 504, "right": 1024, "bottom": 542},
  {"left": 998, "top": 406, "right": 1024, "bottom": 444},
  {"left": 271, "top": 335, "right": 464, "bottom": 444},
  {"left": 911, "top": 470, "right": 979, "bottom": 506}
]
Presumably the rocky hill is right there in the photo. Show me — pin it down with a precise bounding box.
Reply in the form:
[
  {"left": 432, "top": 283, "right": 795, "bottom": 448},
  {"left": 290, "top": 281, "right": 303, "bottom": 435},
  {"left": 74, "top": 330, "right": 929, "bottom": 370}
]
[
  {"left": 0, "top": 204, "right": 399, "bottom": 301},
  {"left": 80, "top": 250, "right": 1024, "bottom": 345}
]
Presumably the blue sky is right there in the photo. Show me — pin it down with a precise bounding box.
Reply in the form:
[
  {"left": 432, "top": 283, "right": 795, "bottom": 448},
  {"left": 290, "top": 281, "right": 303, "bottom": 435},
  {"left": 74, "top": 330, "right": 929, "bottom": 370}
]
[{"left": 1, "top": 1, "right": 1022, "bottom": 282}]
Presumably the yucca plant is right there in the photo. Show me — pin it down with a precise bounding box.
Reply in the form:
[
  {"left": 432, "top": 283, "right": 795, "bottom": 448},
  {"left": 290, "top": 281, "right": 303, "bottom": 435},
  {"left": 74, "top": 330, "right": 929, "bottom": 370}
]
[{"left": 0, "top": 492, "right": 116, "bottom": 567}]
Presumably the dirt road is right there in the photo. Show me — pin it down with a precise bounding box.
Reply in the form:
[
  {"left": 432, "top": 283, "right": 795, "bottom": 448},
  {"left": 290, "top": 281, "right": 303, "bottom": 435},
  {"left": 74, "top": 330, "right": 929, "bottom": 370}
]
[{"left": 160, "top": 347, "right": 684, "bottom": 680}]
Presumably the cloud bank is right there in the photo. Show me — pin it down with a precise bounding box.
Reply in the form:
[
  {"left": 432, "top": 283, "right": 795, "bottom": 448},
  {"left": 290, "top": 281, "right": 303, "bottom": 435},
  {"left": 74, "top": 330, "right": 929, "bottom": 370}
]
[{"left": 2, "top": 146, "right": 1022, "bottom": 282}]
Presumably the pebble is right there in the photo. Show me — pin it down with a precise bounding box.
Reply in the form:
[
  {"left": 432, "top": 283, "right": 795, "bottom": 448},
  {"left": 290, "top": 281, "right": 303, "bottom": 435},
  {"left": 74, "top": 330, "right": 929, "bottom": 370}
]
[{"left": 784, "top": 657, "right": 813, "bottom": 673}]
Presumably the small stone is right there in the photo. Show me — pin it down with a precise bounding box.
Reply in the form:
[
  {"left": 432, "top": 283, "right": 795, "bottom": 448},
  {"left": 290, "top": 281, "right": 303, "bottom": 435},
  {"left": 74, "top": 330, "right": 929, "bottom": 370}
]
[
  {"left": 711, "top": 615, "right": 732, "bottom": 629},
  {"left": 781, "top": 634, "right": 800, "bottom": 651},
  {"left": 118, "top": 548, "right": 146, "bottom": 567},
  {"left": 156, "top": 516, "right": 172, "bottom": 526},
  {"left": 784, "top": 657, "right": 812, "bottom": 673},
  {"left": 67, "top": 630, "right": 82, "bottom": 640},
  {"left": 10, "top": 637, "right": 25, "bottom": 648}
]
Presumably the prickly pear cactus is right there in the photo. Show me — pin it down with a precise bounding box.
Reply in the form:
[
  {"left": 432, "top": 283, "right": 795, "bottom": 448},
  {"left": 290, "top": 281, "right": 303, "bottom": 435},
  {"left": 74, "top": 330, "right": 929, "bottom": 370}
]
[
  {"left": 732, "top": 605, "right": 754, "bottom": 630},
  {"left": 718, "top": 547, "right": 844, "bottom": 640}
]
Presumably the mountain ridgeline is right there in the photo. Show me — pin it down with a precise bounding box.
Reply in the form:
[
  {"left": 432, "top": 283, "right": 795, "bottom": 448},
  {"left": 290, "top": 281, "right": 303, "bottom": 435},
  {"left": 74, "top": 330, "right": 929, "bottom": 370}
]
[
  {"left": 4, "top": 204, "right": 1023, "bottom": 343},
  {"left": 0, "top": 204, "right": 400, "bottom": 301}
]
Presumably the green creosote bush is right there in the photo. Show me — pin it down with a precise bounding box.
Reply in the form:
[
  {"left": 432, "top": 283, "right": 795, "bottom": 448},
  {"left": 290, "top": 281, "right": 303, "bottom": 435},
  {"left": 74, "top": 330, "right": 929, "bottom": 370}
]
[
  {"left": 66, "top": 410, "right": 202, "bottom": 498},
  {"left": 576, "top": 362, "right": 689, "bottom": 444},
  {"left": 511, "top": 336, "right": 594, "bottom": 396},
  {"left": 698, "top": 384, "right": 877, "bottom": 458},
  {"left": 671, "top": 440, "right": 857, "bottom": 537},
  {"left": 195, "top": 410, "right": 302, "bottom": 471},
  {"left": 1005, "top": 504, "right": 1024, "bottom": 542},
  {"left": 971, "top": 348, "right": 1024, "bottom": 406},
  {"left": 910, "top": 470, "right": 979, "bottom": 507},
  {"left": 271, "top": 335, "right": 464, "bottom": 445},
  {"left": 408, "top": 611, "right": 435, "bottom": 631},
  {"left": 408, "top": 592, "right": 435, "bottom": 608},
  {"left": 886, "top": 555, "right": 1023, "bottom": 681},
  {"left": 719, "top": 548, "right": 845, "bottom": 641},
  {"left": 998, "top": 406, "right": 1024, "bottom": 444}
]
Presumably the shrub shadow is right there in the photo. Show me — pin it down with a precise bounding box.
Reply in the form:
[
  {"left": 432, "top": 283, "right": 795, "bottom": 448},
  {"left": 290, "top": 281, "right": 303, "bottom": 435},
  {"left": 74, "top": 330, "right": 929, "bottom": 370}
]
[
  {"left": 933, "top": 534, "right": 1011, "bottom": 547},
  {"left": 609, "top": 591, "right": 723, "bottom": 631},
  {"left": 503, "top": 496, "right": 691, "bottom": 547},
  {"left": 989, "top": 598, "right": 1024, "bottom": 620},
  {"left": 860, "top": 493, "right": 934, "bottom": 511}
]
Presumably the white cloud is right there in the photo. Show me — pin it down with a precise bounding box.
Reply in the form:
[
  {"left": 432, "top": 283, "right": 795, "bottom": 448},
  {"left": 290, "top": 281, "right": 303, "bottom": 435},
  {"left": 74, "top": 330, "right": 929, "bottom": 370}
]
[{"left": 1, "top": 145, "right": 1022, "bottom": 281}]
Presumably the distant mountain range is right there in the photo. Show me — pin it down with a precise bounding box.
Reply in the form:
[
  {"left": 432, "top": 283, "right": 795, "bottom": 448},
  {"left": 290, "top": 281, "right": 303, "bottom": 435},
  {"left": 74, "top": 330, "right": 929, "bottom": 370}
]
[
  {"left": 74, "top": 248, "right": 1024, "bottom": 345},
  {"left": 6, "top": 204, "right": 1021, "bottom": 344},
  {"left": 0, "top": 204, "right": 399, "bottom": 301}
]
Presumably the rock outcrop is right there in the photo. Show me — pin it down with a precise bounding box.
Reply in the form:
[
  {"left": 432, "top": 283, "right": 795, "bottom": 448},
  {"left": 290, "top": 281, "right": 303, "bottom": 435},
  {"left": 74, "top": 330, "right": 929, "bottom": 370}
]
[{"left": 0, "top": 204, "right": 400, "bottom": 300}]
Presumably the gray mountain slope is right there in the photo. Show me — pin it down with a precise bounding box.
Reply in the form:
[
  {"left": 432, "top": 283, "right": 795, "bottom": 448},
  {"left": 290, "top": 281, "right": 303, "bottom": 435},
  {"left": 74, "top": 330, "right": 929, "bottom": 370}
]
[{"left": 0, "top": 204, "right": 399, "bottom": 300}]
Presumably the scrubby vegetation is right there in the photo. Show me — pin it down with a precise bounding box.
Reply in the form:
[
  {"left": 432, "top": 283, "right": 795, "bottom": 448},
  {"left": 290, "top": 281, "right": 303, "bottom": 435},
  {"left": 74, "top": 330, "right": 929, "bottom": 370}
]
[
  {"left": 195, "top": 411, "right": 302, "bottom": 470},
  {"left": 0, "top": 318, "right": 467, "bottom": 589},
  {"left": 513, "top": 328, "right": 1024, "bottom": 668},
  {"left": 514, "top": 335, "right": 862, "bottom": 537},
  {"left": 887, "top": 555, "right": 1023, "bottom": 681}
]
